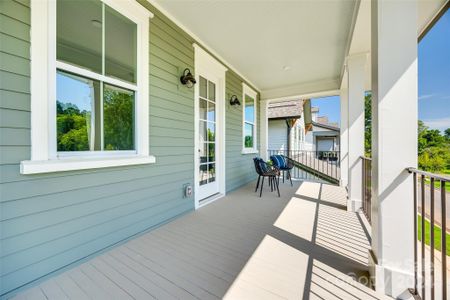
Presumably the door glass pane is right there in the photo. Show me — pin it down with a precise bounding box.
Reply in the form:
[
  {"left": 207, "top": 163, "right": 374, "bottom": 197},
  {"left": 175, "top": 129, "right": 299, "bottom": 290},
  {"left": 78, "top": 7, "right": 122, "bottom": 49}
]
[
  {"left": 199, "top": 76, "right": 207, "bottom": 98},
  {"left": 245, "top": 123, "right": 254, "bottom": 148},
  {"left": 208, "top": 163, "right": 216, "bottom": 183},
  {"left": 199, "top": 121, "right": 207, "bottom": 143},
  {"left": 199, "top": 99, "right": 207, "bottom": 120},
  {"left": 56, "top": 70, "right": 101, "bottom": 151},
  {"left": 105, "top": 4, "right": 137, "bottom": 83},
  {"left": 245, "top": 95, "right": 255, "bottom": 123},
  {"left": 57, "top": 0, "right": 102, "bottom": 73},
  {"left": 207, "top": 123, "right": 215, "bottom": 142},
  {"left": 103, "top": 84, "right": 135, "bottom": 150},
  {"left": 207, "top": 102, "right": 215, "bottom": 122},
  {"left": 199, "top": 164, "right": 208, "bottom": 186},
  {"left": 208, "top": 81, "right": 215, "bottom": 101},
  {"left": 199, "top": 142, "right": 207, "bottom": 164},
  {"left": 208, "top": 143, "right": 215, "bottom": 163}
]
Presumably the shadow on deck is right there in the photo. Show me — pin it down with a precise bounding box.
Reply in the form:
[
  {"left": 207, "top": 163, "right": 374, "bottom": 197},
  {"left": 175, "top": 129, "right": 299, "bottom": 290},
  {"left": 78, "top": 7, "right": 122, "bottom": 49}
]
[{"left": 11, "top": 181, "right": 391, "bottom": 300}]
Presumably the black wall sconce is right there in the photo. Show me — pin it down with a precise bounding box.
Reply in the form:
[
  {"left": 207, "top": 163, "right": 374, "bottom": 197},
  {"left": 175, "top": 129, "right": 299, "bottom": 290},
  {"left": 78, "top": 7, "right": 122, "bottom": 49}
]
[
  {"left": 229, "top": 95, "right": 240, "bottom": 106},
  {"left": 180, "top": 68, "right": 196, "bottom": 88}
]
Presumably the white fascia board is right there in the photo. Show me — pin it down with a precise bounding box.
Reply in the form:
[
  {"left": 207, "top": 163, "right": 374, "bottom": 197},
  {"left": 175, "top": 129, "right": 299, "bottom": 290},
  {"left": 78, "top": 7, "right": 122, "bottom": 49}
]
[{"left": 261, "top": 78, "right": 340, "bottom": 101}]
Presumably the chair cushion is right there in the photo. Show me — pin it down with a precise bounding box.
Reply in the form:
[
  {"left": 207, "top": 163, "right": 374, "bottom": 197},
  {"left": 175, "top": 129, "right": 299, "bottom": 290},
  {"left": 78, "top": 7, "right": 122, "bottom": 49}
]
[{"left": 271, "top": 155, "right": 287, "bottom": 169}]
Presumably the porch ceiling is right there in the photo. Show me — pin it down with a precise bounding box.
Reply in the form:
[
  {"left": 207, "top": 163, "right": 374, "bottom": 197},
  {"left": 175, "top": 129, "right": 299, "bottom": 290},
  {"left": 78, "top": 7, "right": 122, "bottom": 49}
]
[
  {"left": 153, "top": 0, "right": 358, "bottom": 96},
  {"left": 152, "top": 0, "right": 448, "bottom": 100}
]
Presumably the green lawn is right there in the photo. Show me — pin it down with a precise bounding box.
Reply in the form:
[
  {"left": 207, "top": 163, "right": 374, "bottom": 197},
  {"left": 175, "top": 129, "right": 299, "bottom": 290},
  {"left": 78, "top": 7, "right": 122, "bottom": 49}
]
[
  {"left": 418, "top": 215, "right": 450, "bottom": 256},
  {"left": 424, "top": 169, "right": 450, "bottom": 193}
]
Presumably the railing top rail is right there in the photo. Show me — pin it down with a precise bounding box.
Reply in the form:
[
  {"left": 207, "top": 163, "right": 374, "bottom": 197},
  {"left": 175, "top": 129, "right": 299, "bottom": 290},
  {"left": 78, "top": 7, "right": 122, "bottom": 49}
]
[
  {"left": 407, "top": 167, "right": 450, "bottom": 182},
  {"left": 360, "top": 156, "right": 372, "bottom": 161}
]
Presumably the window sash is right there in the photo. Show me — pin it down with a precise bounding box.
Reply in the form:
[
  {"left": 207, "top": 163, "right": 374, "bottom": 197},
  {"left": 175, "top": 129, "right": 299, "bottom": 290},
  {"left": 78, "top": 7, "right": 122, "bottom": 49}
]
[
  {"left": 55, "top": 0, "right": 138, "bottom": 155},
  {"left": 243, "top": 89, "right": 257, "bottom": 150}
]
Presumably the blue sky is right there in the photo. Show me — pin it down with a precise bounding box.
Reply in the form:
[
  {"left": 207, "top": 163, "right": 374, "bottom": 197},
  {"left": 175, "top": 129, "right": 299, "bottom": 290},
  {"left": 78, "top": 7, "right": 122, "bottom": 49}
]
[
  {"left": 418, "top": 8, "right": 450, "bottom": 133},
  {"left": 312, "top": 9, "right": 450, "bottom": 132},
  {"left": 311, "top": 96, "right": 340, "bottom": 125}
]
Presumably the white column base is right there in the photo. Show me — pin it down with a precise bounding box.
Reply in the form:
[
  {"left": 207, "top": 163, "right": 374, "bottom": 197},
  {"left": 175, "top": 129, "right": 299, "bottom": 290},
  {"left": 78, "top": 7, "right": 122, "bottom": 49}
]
[
  {"left": 369, "top": 252, "right": 416, "bottom": 299},
  {"left": 347, "top": 198, "right": 362, "bottom": 212}
]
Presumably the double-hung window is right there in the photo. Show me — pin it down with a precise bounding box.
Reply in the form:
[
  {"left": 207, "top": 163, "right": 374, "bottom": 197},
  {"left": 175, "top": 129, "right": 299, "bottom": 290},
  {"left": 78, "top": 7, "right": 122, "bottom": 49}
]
[
  {"left": 22, "top": 0, "right": 153, "bottom": 174},
  {"left": 242, "top": 83, "right": 258, "bottom": 154}
]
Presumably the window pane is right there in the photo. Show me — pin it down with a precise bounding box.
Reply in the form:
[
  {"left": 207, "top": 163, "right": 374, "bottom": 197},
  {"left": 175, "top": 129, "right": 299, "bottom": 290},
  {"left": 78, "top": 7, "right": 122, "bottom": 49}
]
[
  {"left": 245, "top": 95, "right": 255, "bottom": 123},
  {"left": 207, "top": 101, "right": 215, "bottom": 122},
  {"left": 245, "top": 123, "right": 254, "bottom": 148},
  {"left": 208, "top": 163, "right": 216, "bottom": 183},
  {"left": 208, "top": 81, "right": 215, "bottom": 101},
  {"left": 57, "top": 0, "right": 102, "bottom": 74},
  {"left": 103, "top": 84, "right": 135, "bottom": 150},
  {"left": 199, "top": 164, "right": 208, "bottom": 186},
  {"left": 199, "top": 120, "right": 207, "bottom": 143},
  {"left": 207, "top": 123, "right": 215, "bottom": 142},
  {"left": 57, "top": 70, "right": 101, "bottom": 151},
  {"left": 208, "top": 143, "right": 215, "bottom": 163},
  {"left": 199, "top": 98, "right": 207, "bottom": 120},
  {"left": 105, "top": 4, "right": 137, "bottom": 83},
  {"left": 199, "top": 142, "right": 207, "bottom": 164},
  {"left": 199, "top": 76, "right": 207, "bottom": 98}
]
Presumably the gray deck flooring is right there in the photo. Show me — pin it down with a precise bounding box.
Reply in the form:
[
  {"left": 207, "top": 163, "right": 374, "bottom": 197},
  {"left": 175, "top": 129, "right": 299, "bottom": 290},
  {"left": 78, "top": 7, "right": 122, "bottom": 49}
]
[{"left": 10, "top": 180, "right": 391, "bottom": 299}]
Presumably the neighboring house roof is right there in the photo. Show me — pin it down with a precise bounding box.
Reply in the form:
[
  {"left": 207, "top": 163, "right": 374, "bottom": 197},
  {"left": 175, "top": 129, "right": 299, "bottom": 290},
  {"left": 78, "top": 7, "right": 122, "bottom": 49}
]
[
  {"left": 268, "top": 100, "right": 304, "bottom": 119},
  {"left": 311, "top": 107, "right": 319, "bottom": 113},
  {"left": 312, "top": 121, "right": 340, "bottom": 132},
  {"left": 316, "top": 116, "right": 339, "bottom": 128}
]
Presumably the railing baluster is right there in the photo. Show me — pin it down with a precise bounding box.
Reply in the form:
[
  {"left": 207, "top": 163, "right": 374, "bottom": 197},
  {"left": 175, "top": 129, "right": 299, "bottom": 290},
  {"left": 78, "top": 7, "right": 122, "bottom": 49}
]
[
  {"left": 413, "top": 172, "right": 418, "bottom": 296},
  {"left": 441, "top": 181, "right": 446, "bottom": 300},
  {"left": 430, "top": 178, "right": 435, "bottom": 300},
  {"left": 421, "top": 174, "right": 426, "bottom": 300}
]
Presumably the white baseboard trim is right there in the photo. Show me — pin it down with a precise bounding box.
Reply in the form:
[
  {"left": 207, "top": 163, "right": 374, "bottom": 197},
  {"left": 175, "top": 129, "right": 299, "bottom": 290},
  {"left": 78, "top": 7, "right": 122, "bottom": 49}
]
[
  {"left": 369, "top": 252, "right": 416, "bottom": 299},
  {"left": 347, "top": 198, "right": 362, "bottom": 212}
]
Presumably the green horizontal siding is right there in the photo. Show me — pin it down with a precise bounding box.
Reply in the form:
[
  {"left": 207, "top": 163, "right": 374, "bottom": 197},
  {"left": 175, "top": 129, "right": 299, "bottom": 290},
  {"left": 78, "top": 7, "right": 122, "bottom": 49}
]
[
  {"left": 0, "top": 0, "right": 260, "bottom": 296},
  {"left": 225, "top": 72, "right": 260, "bottom": 192}
]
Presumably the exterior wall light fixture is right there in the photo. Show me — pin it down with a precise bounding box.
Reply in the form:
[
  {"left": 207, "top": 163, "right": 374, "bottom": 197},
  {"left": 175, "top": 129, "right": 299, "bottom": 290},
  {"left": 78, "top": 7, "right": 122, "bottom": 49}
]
[
  {"left": 180, "top": 68, "right": 196, "bottom": 88},
  {"left": 229, "top": 95, "right": 240, "bottom": 106}
]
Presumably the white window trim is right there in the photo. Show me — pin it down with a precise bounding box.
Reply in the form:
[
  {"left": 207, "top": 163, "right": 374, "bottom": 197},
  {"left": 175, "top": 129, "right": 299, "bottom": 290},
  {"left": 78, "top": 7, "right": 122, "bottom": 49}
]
[
  {"left": 22, "top": 0, "right": 154, "bottom": 174},
  {"left": 242, "top": 83, "right": 258, "bottom": 154}
]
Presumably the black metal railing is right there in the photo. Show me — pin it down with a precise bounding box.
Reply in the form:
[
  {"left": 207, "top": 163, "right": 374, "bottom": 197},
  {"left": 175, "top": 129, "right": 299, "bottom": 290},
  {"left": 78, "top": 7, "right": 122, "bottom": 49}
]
[
  {"left": 267, "top": 150, "right": 340, "bottom": 183},
  {"left": 361, "top": 156, "right": 372, "bottom": 223},
  {"left": 408, "top": 168, "right": 449, "bottom": 300}
]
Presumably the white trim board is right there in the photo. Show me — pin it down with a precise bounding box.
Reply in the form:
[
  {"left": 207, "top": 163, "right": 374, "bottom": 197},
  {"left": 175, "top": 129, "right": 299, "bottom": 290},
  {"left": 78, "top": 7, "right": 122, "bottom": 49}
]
[
  {"left": 24, "top": 0, "right": 154, "bottom": 174},
  {"left": 242, "top": 83, "right": 258, "bottom": 154}
]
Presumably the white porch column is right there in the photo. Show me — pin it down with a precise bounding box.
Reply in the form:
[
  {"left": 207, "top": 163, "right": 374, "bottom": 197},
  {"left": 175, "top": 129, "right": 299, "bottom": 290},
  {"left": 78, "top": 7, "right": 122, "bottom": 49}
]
[
  {"left": 347, "top": 54, "right": 367, "bottom": 211},
  {"left": 339, "top": 84, "right": 349, "bottom": 188},
  {"left": 370, "top": 0, "right": 417, "bottom": 298},
  {"left": 259, "top": 99, "right": 269, "bottom": 161}
]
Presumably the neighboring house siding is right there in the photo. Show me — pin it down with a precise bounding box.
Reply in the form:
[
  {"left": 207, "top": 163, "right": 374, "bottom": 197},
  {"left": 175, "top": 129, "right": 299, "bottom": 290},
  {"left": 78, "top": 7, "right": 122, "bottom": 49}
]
[
  {"left": 268, "top": 119, "right": 287, "bottom": 151},
  {"left": 225, "top": 72, "right": 260, "bottom": 192},
  {"left": 0, "top": 0, "right": 259, "bottom": 296}
]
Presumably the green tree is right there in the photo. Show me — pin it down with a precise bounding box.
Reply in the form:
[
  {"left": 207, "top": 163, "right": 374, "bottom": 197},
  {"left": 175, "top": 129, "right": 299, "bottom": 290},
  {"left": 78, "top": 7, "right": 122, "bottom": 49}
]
[
  {"left": 103, "top": 88, "right": 134, "bottom": 150},
  {"left": 418, "top": 120, "right": 429, "bottom": 154},
  {"left": 417, "top": 121, "right": 450, "bottom": 172},
  {"left": 56, "top": 101, "right": 90, "bottom": 151},
  {"left": 444, "top": 128, "right": 450, "bottom": 140}
]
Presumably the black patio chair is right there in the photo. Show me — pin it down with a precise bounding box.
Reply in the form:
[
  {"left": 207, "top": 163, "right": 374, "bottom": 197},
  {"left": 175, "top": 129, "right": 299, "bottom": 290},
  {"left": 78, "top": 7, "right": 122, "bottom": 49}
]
[
  {"left": 270, "top": 154, "right": 294, "bottom": 186},
  {"left": 253, "top": 158, "right": 280, "bottom": 197}
]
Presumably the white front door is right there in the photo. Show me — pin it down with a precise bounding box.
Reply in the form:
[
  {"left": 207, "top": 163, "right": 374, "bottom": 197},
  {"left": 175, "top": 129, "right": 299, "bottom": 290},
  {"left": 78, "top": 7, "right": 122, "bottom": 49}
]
[{"left": 196, "top": 75, "right": 220, "bottom": 202}]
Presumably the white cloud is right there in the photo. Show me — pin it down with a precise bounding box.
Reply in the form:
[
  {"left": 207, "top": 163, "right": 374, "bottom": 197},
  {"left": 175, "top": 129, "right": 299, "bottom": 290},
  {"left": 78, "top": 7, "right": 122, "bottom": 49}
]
[
  {"left": 423, "top": 117, "right": 450, "bottom": 131},
  {"left": 418, "top": 94, "right": 436, "bottom": 100}
]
